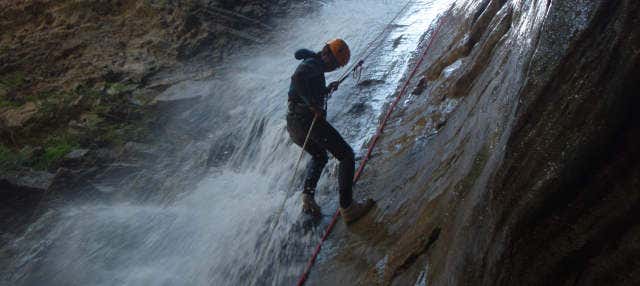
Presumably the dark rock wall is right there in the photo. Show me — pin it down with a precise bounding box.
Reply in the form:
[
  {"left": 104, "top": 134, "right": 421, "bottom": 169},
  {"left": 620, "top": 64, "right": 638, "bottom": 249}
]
[
  {"left": 476, "top": 0, "right": 640, "bottom": 284},
  {"left": 313, "top": 0, "right": 639, "bottom": 285}
]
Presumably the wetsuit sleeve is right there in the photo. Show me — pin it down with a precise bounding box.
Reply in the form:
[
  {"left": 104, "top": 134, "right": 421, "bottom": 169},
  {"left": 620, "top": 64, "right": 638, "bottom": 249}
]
[{"left": 292, "top": 62, "right": 325, "bottom": 110}]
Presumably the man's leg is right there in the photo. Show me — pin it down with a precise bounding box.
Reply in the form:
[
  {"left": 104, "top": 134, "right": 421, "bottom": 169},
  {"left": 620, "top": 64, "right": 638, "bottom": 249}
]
[
  {"left": 287, "top": 117, "right": 328, "bottom": 195},
  {"left": 308, "top": 120, "right": 355, "bottom": 208},
  {"left": 302, "top": 141, "right": 328, "bottom": 195},
  {"left": 300, "top": 141, "right": 327, "bottom": 215},
  {"left": 287, "top": 119, "right": 326, "bottom": 215}
]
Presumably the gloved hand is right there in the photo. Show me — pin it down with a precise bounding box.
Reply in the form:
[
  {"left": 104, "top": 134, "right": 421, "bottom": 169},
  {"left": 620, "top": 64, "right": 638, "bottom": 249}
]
[
  {"left": 310, "top": 107, "right": 324, "bottom": 120},
  {"left": 328, "top": 81, "right": 340, "bottom": 93}
]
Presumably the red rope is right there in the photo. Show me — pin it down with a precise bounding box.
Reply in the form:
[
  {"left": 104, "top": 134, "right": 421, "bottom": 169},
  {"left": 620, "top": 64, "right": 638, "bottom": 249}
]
[{"left": 295, "top": 15, "right": 447, "bottom": 286}]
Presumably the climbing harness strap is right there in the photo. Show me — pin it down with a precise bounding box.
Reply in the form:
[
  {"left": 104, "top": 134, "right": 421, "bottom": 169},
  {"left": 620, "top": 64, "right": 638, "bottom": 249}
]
[{"left": 295, "top": 14, "right": 447, "bottom": 286}]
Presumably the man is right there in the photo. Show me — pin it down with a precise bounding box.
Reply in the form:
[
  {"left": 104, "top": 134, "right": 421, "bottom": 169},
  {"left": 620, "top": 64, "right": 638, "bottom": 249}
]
[{"left": 286, "top": 38, "right": 374, "bottom": 224}]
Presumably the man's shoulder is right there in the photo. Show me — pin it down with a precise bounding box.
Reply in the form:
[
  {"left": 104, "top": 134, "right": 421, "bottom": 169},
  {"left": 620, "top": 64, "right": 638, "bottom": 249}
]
[{"left": 295, "top": 58, "right": 323, "bottom": 77}]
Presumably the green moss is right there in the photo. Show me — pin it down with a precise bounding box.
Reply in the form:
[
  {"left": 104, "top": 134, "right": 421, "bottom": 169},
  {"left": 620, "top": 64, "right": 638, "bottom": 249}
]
[
  {"left": 2, "top": 132, "right": 84, "bottom": 171},
  {"left": 84, "top": 113, "right": 104, "bottom": 130},
  {"left": 0, "top": 145, "right": 29, "bottom": 171},
  {"left": 4, "top": 81, "right": 155, "bottom": 164},
  {"left": 106, "top": 82, "right": 137, "bottom": 96},
  {"left": 32, "top": 134, "right": 79, "bottom": 170},
  {"left": 131, "top": 89, "right": 154, "bottom": 106},
  {"left": 99, "top": 125, "right": 125, "bottom": 147},
  {"left": 37, "top": 145, "right": 70, "bottom": 170}
]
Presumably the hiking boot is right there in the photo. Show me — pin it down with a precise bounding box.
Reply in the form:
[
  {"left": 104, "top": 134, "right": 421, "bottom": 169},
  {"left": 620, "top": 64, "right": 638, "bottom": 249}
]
[
  {"left": 302, "top": 193, "right": 321, "bottom": 217},
  {"left": 340, "top": 199, "right": 375, "bottom": 224}
]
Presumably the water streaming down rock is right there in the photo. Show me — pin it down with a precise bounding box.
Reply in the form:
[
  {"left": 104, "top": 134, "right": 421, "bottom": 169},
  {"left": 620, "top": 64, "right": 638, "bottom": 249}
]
[
  {"left": 308, "top": 0, "right": 640, "bottom": 285},
  {"left": 1, "top": 1, "right": 456, "bottom": 285}
]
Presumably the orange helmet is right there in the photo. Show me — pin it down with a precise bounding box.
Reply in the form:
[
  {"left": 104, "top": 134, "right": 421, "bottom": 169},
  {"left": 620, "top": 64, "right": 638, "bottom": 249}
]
[{"left": 326, "top": 38, "right": 350, "bottom": 67}]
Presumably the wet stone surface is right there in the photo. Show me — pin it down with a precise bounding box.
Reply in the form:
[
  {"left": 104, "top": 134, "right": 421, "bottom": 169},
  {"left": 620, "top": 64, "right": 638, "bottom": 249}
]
[{"left": 310, "top": 0, "right": 640, "bottom": 285}]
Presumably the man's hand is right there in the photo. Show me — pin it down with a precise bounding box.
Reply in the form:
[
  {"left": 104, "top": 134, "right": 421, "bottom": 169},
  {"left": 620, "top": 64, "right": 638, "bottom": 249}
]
[
  {"left": 328, "top": 81, "right": 340, "bottom": 93},
  {"left": 310, "top": 107, "right": 324, "bottom": 120}
]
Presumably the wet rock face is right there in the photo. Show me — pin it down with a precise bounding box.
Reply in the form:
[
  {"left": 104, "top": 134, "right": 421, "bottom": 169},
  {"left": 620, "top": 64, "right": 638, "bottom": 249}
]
[{"left": 315, "top": 0, "right": 639, "bottom": 285}]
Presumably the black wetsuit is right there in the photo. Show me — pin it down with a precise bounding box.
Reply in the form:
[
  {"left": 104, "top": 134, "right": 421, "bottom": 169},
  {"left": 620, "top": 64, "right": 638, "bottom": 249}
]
[{"left": 286, "top": 49, "right": 354, "bottom": 208}]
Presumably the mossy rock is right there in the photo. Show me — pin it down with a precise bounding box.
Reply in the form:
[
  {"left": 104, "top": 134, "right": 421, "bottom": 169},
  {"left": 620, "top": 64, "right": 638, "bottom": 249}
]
[
  {"left": 106, "top": 82, "right": 138, "bottom": 96},
  {"left": 0, "top": 145, "right": 28, "bottom": 171},
  {"left": 32, "top": 135, "right": 79, "bottom": 171}
]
